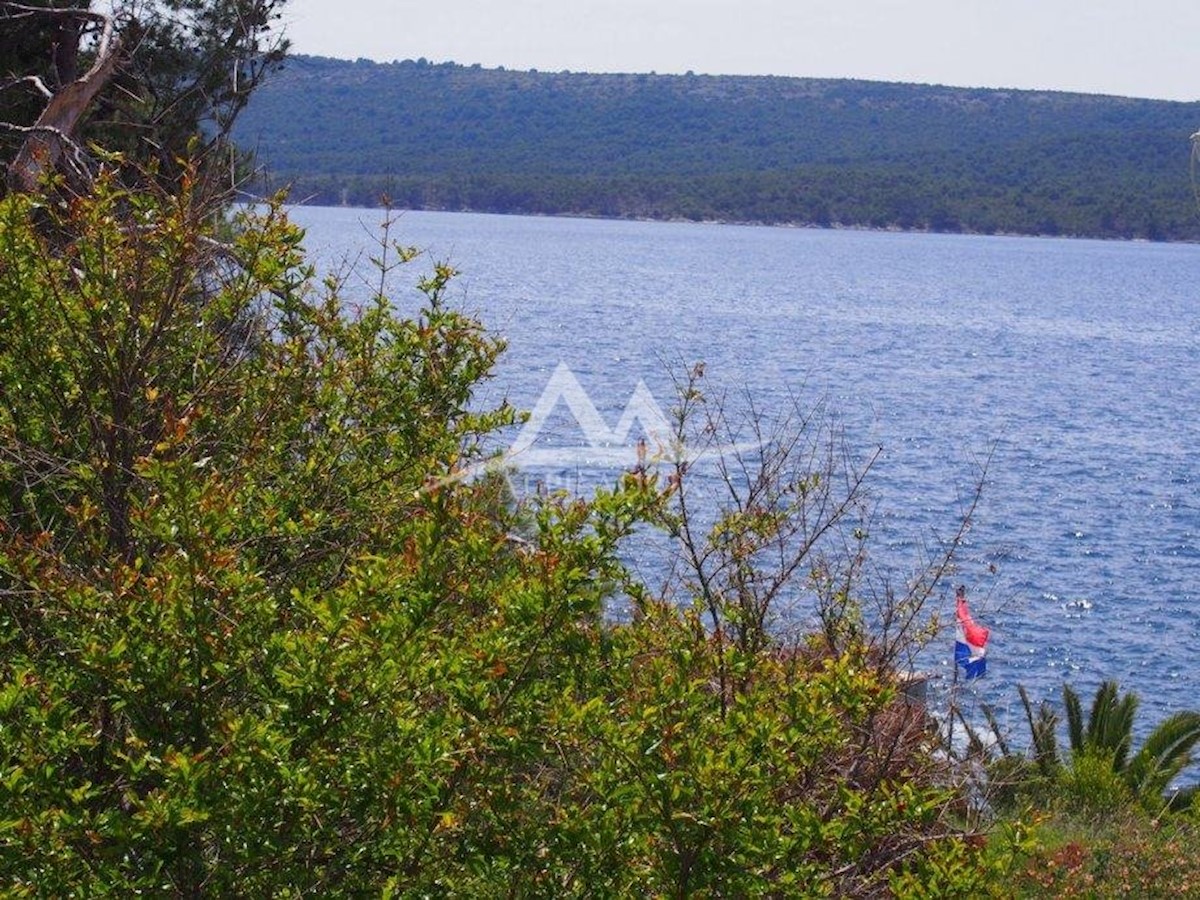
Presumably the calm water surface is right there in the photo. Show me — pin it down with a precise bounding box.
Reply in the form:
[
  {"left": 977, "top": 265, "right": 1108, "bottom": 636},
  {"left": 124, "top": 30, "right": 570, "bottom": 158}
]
[{"left": 290, "top": 205, "right": 1200, "bottom": 738}]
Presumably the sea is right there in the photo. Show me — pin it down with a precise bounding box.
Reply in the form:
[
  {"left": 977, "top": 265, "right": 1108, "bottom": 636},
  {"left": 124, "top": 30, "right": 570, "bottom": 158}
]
[{"left": 289, "top": 204, "right": 1200, "bottom": 747}]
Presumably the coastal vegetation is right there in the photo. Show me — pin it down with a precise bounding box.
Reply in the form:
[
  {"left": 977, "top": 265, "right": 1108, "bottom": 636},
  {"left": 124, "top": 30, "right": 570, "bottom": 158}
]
[
  {"left": 0, "top": 167, "right": 991, "bottom": 894},
  {"left": 4, "top": 167, "right": 1200, "bottom": 895},
  {"left": 236, "top": 55, "right": 1200, "bottom": 241},
  {"left": 4, "top": 5, "right": 1200, "bottom": 895},
  {"left": 982, "top": 681, "right": 1200, "bottom": 897}
]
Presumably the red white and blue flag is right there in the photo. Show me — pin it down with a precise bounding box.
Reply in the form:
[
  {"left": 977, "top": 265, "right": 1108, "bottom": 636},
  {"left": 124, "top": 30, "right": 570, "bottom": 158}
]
[{"left": 954, "top": 589, "right": 989, "bottom": 679}]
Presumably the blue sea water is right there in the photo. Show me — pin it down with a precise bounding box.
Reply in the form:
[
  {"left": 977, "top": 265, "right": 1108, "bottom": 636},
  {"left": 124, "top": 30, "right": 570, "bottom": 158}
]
[{"left": 290, "top": 205, "right": 1200, "bottom": 744}]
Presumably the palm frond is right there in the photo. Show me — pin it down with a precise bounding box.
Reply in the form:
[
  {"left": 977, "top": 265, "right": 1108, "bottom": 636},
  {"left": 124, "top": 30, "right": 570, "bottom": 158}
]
[
  {"left": 982, "top": 703, "right": 1010, "bottom": 758},
  {"left": 1063, "top": 683, "right": 1084, "bottom": 754},
  {"left": 1033, "top": 703, "right": 1059, "bottom": 775},
  {"left": 1086, "top": 680, "right": 1120, "bottom": 752},
  {"left": 1124, "top": 710, "right": 1200, "bottom": 799},
  {"left": 1108, "top": 692, "right": 1138, "bottom": 771},
  {"left": 1020, "top": 684, "right": 1058, "bottom": 774}
]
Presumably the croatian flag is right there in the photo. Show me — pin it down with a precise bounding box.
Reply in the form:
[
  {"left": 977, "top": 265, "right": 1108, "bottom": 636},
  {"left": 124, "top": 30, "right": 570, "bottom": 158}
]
[{"left": 954, "top": 591, "right": 989, "bottom": 679}]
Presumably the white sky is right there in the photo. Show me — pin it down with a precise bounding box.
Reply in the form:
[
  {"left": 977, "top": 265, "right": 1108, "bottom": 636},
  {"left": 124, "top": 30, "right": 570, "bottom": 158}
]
[{"left": 281, "top": 0, "right": 1200, "bottom": 102}]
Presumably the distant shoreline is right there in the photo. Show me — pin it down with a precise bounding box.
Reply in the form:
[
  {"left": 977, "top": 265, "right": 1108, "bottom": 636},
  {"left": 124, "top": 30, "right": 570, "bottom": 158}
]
[
  {"left": 273, "top": 197, "right": 1195, "bottom": 246},
  {"left": 237, "top": 56, "right": 1200, "bottom": 244}
]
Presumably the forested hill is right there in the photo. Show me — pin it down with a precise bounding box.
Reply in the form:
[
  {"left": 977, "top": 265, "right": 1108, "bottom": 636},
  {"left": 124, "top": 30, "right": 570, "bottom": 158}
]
[{"left": 236, "top": 55, "right": 1200, "bottom": 240}]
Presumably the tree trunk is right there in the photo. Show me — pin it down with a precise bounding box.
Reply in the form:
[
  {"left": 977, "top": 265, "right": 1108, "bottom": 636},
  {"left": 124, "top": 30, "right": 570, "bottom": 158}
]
[{"left": 6, "top": 9, "right": 120, "bottom": 194}]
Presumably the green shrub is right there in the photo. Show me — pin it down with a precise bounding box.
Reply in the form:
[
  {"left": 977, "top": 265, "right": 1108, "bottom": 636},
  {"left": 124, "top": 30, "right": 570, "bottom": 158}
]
[
  {"left": 1060, "top": 751, "right": 1134, "bottom": 816},
  {"left": 0, "top": 168, "right": 991, "bottom": 895}
]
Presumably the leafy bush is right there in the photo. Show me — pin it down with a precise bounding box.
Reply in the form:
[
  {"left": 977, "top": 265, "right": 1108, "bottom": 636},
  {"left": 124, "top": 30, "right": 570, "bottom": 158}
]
[
  {"left": 1007, "top": 806, "right": 1200, "bottom": 898},
  {"left": 1059, "top": 751, "right": 1134, "bottom": 816},
  {"left": 982, "top": 680, "right": 1200, "bottom": 896},
  {"left": 0, "top": 168, "right": 993, "bottom": 895}
]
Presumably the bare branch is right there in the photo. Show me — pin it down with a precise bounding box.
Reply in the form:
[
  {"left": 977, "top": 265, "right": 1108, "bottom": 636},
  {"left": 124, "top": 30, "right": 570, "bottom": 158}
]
[
  {"left": 5, "top": 6, "right": 122, "bottom": 193},
  {"left": 1, "top": 75, "right": 54, "bottom": 100},
  {"left": 0, "top": 2, "right": 105, "bottom": 21}
]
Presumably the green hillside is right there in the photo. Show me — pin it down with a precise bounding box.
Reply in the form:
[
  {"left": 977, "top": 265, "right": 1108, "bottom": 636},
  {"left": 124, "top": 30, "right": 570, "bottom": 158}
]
[{"left": 236, "top": 55, "right": 1200, "bottom": 240}]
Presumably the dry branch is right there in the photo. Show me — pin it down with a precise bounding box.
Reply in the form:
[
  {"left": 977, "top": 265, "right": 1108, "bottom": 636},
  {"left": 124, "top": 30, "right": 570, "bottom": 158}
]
[{"left": 4, "top": 4, "right": 121, "bottom": 193}]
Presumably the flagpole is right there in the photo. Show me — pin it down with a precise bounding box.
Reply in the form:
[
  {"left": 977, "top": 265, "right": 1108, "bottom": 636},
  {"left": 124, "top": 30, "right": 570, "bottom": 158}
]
[{"left": 948, "top": 643, "right": 958, "bottom": 758}]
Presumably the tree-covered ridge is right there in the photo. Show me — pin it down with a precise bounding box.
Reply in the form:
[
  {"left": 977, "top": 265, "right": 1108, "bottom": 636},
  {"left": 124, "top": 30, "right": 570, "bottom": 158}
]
[{"left": 236, "top": 55, "right": 1200, "bottom": 240}]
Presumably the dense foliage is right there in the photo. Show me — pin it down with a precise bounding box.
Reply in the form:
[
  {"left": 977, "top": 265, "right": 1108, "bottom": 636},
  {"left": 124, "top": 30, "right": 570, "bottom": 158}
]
[
  {"left": 0, "top": 0, "right": 288, "bottom": 196},
  {"left": 988, "top": 680, "right": 1200, "bottom": 813},
  {"left": 980, "top": 680, "right": 1200, "bottom": 897},
  {"left": 236, "top": 56, "right": 1200, "bottom": 240},
  {"left": 5, "top": 23, "right": 1200, "bottom": 883},
  {"left": 0, "top": 168, "right": 1007, "bottom": 895}
]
